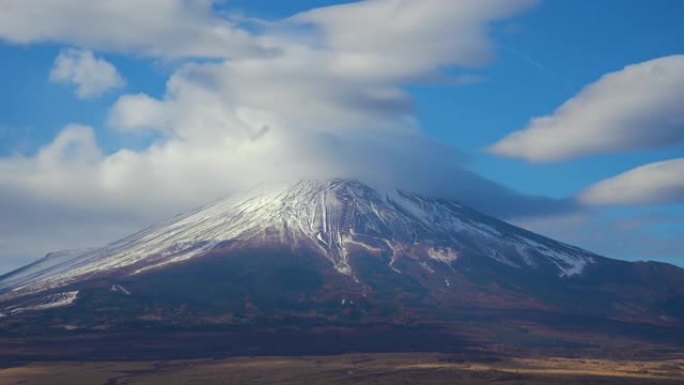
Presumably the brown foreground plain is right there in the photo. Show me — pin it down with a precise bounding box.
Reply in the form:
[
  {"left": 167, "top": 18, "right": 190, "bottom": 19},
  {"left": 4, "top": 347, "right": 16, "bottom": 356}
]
[{"left": 1, "top": 353, "right": 683, "bottom": 385}]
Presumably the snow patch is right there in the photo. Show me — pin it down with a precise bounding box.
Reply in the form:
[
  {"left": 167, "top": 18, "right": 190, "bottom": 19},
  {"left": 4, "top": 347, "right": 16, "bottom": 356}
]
[
  {"left": 111, "top": 284, "right": 131, "bottom": 295},
  {"left": 427, "top": 247, "right": 459, "bottom": 264},
  {"left": 420, "top": 262, "right": 435, "bottom": 274},
  {"left": 6, "top": 291, "right": 78, "bottom": 315},
  {"left": 28, "top": 291, "right": 78, "bottom": 311},
  {"left": 514, "top": 236, "right": 591, "bottom": 277},
  {"left": 487, "top": 250, "right": 520, "bottom": 268}
]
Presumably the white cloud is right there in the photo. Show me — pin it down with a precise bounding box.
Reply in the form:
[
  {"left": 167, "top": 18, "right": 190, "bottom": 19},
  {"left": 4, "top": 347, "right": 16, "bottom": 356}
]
[
  {"left": 0, "top": 0, "right": 271, "bottom": 58},
  {"left": 580, "top": 158, "right": 684, "bottom": 206},
  {"left": 0, "top": 51, "right": 576, "bottom": 226},
  {"left": 488, "top": 55, "right": 684, "bottom": 161},
  {"left": 49, "top": 49, "right": 124, "bottom": 98},
  {"left": 0, "top": 125, "right": 103, "bottom": 208},
  {"left": 291, "top": 0, "right": 537, "bottom": 81}
]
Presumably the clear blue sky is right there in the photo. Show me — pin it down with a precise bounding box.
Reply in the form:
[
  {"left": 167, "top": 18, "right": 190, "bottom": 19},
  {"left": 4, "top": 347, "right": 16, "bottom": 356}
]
[{"left": 0, "top": 0, "right": 682, "bottom": 270}]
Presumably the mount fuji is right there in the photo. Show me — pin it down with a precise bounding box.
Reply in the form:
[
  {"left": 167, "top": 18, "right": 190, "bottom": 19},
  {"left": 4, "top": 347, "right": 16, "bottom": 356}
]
[{"left": 1, "top": 179, "right": 683, "bottom": 359}]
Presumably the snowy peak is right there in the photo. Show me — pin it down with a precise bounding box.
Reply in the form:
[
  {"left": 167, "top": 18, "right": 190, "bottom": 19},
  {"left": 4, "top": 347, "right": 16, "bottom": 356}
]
[{"left": 0, "top": 179, "right": 597, "bottom": 300}]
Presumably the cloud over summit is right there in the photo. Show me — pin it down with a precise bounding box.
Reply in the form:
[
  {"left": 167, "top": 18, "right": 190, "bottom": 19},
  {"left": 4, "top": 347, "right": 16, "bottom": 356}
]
[{"left": 0, "top": 0, "right": 581, "bottom": 268}]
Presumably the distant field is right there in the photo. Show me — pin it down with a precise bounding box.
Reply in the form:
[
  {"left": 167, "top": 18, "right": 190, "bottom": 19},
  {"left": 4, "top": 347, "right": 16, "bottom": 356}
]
[{"left": 1, "top": 353, "right": 683, "bottom": 385}]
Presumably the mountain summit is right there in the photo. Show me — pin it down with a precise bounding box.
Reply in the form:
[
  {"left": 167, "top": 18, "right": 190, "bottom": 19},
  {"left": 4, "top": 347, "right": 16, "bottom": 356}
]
[{"left": 1, "top": 179, "right": 683, "bottom": 357}]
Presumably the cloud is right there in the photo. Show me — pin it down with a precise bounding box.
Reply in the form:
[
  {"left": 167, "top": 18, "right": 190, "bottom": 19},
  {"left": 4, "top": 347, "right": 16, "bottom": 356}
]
[
  {"left": 0, "top": 0, "right": 271, "bottom": 58},
  {"left": 49, "top": 49, "right": 124, "bottom": 98},
  {"left": 0, "top": 0, "right": 570, "bottom": 269},
  {"left": 291, "top": 0, "right": 537, "bottom": 81},
  {"left": 0, "top": 52, "right": 577, "bottom": 224},
  {"left": 488, "top": 55, "right": 684, "bottom": 161},
  {"left": 580, "top": 158, "right": 684, "bottom": 206}
]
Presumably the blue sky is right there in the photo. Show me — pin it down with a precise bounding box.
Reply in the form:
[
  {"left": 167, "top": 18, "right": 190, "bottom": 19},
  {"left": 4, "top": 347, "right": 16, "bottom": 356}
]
[{"left": 0, "top": 0, "right": 682, "bottom": 271}]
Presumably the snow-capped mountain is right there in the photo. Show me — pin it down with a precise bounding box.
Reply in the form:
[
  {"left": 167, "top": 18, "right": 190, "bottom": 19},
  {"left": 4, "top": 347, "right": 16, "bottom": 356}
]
[
  {"left": 1, "top": 179, "right": 596, "bottom": 301},
  {"left": 1, "top": 179, "right": 683, "bottom": 357}
]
